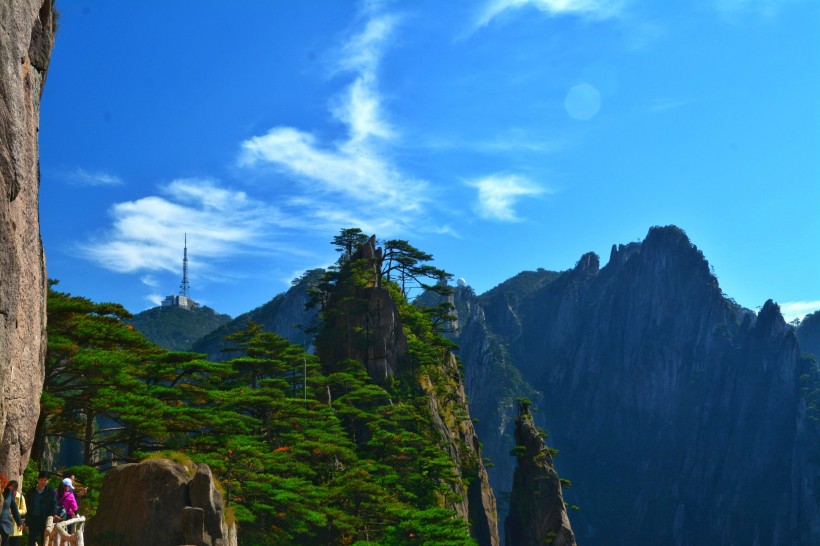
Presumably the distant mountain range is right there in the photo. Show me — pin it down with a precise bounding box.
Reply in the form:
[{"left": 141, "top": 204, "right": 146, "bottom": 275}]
[
  {"left": 455, "top": 225, "right": 820, "bottom": 544},
  {"left": 130, "top": 270, "right": 323, "bottom": 357},
  {"left": 131, "top": 226, "right": 820, "bottom": 545}
]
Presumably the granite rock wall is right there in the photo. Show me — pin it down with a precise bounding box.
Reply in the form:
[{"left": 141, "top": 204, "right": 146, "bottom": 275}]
[{"left": 0, "top": 0, "right": 54, "bottom": 480}]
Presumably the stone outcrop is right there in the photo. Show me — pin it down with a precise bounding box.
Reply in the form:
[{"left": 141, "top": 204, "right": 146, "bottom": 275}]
[
  {"left": 448, "top": 281, "right": 547, "bottom": 530},
  {"left": 454, "top": 225, "right": 820, "bottom": 545},
  {"left": 316, "top": 236, "right": 408, "bottom": 382},
  {"left": 0, "top": 0, "right": 55, "bottom": 480},
  {"left": 506, "top": 402, "right": 575, "bottom": 546},
  {"left": 318, "top": 236, "right": 500, "bottom": 545},
  {"left": 86, "top": 459, "right": 237, "bottom": 546}
]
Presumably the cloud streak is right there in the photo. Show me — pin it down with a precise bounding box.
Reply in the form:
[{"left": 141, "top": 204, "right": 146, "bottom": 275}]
[
  {"left": 82, "top": 178, "right": 286, "bottom": 277},
  {"left": 468, "top": 174, "right": 547, "bottom": 221},
  {"left": 84, "top": 5, "right": 554, "bottom": 291},
  {"left": 475, "top": 0, "right": 625, "bottom": 29},
  {"left": 66, "top": 168, "right": 123, "bottom": 186},
  {"left": 240, "top": 13, "right": 430, "bottom": 219}
]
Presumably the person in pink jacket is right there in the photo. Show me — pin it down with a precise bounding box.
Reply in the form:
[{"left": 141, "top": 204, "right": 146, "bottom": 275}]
[{"left": 56, "top": 479, "right": 78, "bottom": 522}]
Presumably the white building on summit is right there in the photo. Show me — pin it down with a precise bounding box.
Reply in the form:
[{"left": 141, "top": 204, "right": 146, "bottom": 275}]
[{"left": 162, "top": 234, "right": 198, "bottom": 310}]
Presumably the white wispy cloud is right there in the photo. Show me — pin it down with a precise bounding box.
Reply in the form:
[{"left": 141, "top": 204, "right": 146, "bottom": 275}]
[
  {"left": 422, "top": 129, "right": 568, "bottom": 154},
  {"left": 468, "top": 174, "right": 547, "bottom": 222},
  {"left": 66, "top": 168, "right": 123, "bottom": 186},
  {"left": 333, "top": 13, "right": 398, "bottom": 143},
  {"left": 82, "top": 178, "right": 286, "bottom": 276},
  {"left": 475, "top": 0, "right": 625, "bottom": 29},
  {"left": 778, "top": 300, "right": 820, "bottom": 324},
  {"left": 140, "top": 275, "right": 160, "bottom": 288},
  {"left": 145, "top": 293, "right": 163, "bottom": 307},
  {"left": 240, "top": 12, "right": 429, "bottom": 219}
]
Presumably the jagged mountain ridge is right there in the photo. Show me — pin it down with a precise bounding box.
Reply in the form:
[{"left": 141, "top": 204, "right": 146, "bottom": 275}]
[
  {"left": 461, "top": 225, "right": 820, "bottom": 545},
  {"left": 173, "top": 225, "right": 820, "bottom": 545}
]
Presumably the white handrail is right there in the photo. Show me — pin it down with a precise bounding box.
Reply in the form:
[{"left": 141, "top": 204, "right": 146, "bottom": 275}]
[{"left": 42, "top": 515, "right": 86, "bottom": 546}]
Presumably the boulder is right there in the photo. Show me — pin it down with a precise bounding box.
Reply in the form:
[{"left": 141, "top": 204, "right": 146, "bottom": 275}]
[
  {"left": 86, "top": 459, "right": 236, "bottom": 546},
  {"left": 189, "top": 464, "right": 224, "bottom": 544}
]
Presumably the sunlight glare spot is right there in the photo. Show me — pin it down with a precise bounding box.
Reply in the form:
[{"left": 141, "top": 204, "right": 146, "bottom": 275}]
[{"left": 564, "top": 83, "right": 601, "bottom": 121}]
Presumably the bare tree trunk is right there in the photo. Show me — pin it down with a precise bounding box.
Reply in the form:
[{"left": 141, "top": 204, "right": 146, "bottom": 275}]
[{"left": 83, "top": 410, "right": 94, "bottom": 466}]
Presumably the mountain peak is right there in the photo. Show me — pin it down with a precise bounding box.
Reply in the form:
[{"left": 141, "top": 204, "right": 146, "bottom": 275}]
[
  {"left": 756, "top": 299, "right": 788, "bottom": 337},
  {"left": 573, "top": 252, "right": 600, "bottom": 275}
]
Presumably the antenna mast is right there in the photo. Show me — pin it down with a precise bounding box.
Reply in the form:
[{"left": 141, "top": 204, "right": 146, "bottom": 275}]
[{"left": 179, "top": 234, "right": 190, "bottom": 298}]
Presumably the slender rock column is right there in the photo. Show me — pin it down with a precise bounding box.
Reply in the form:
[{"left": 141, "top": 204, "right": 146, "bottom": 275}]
[{"left": 506, "top": 401, "right": 576, "bottom": 546}]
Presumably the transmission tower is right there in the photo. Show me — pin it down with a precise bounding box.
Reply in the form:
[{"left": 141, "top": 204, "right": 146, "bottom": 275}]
[{"left": 179, "top": 234, "right": 190, "bottom": 298}]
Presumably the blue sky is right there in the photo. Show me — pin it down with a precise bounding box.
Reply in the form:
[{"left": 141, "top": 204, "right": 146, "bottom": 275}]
[{"left": 40, "top": 0, "right": 820, "bottom": 321}]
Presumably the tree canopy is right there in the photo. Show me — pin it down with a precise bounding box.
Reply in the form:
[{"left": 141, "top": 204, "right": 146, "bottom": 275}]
[{"left": 39, "top": 255, "right": 481, "bottom": 545}]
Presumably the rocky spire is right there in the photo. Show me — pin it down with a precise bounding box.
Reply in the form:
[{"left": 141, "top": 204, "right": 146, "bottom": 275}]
[
  {"left": 505, "top": 401, "right": 576, "bottom": 546},
  {"left": 315, "top": 235, "right": 407, "bottom": 382}
]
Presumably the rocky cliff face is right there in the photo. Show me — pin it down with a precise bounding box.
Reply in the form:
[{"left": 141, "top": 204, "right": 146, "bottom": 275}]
[
  {"left": 421, "top": 351, "right": 500, "bottom": 546},
  {"left": 460, "top": 225, "right": 820, "bottom": 545},
  {"left": 318, "top": 237, "right": 500, "bottom": 545},
  {"left": 87, "top": 458, "right": 237, "bottom": 546},
  {"left": 317, "top": 238, "right": 409, "bottom": 383},
  {"left": 505, "top": 402, "right": 575, "bottom": 546},
  {"left": 0, "top": 0, "right": 55, "bottom": 480},
  {"left": 444, "top": 284, "right": 542, "bottom": 529}
]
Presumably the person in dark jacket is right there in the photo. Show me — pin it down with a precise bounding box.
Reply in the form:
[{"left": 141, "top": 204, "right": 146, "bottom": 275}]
[
  {"left": 24, "top": 472, "right": 58, "bottom": 546},
  {"left": 0, "top": 480, "right": 23, "bottom": 546}
]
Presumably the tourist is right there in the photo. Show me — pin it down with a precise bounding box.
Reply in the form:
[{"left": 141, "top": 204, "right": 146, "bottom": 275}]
[
  {"left": 24, "top": 472, "right": 58, "bottom": 546},
  {"left": 56, "top": 479, "right": 78, "bottom": 532},
  {"left": 8, "top": 483, "right": 25, "bottom": 546},
  {"left": 0, "top": 479, "right": 23, "bottom": 546},
  {"left": 66, "top": 475, "right": 87, "bottom": 498}
]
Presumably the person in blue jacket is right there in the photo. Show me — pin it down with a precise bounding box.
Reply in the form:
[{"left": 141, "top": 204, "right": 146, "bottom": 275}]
[
  {"left": 24, "top": 472, "right": 58, "bottom": 546},
  {"left": 0, "top": 479, "right": 23, "bottom": 546}
]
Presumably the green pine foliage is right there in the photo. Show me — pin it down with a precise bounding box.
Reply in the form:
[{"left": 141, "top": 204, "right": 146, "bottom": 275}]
[
  {"left": 129, "top": 305, "right": 231, "bottom": 351},
  {"left": 41, "top": 242, "right": 480, "bottom": 545}
]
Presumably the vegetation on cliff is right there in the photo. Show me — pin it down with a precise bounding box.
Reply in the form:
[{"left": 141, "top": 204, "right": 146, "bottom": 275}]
[{"left": 36, "top": 229, "right": 491, "bottom": 545}]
